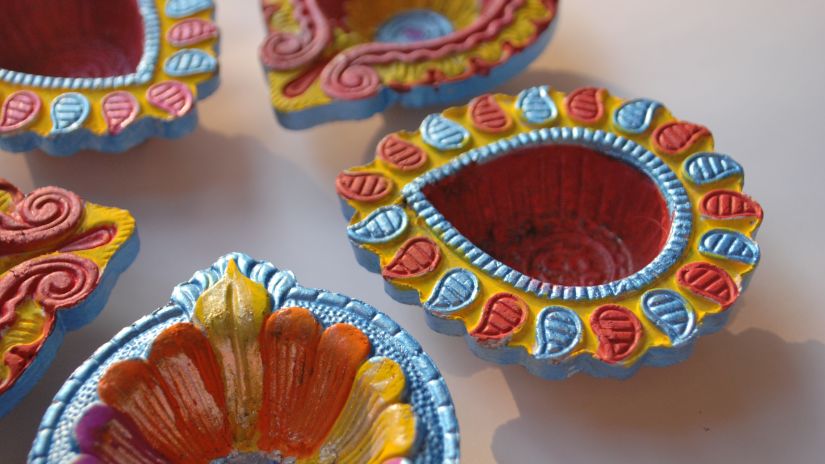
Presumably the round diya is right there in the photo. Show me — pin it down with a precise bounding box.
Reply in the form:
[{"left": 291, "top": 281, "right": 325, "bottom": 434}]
[
  {"left": 29, "top": 253, "right": 459, "bottom": 464},
  {"left": 0, "top": 0, "right": 220, "bottom": 156},
  {"left": 259, "top": 0, "right": 559, "bottom": 129},
  {"left": 337, "top": 86, "right": 763, "bottom": 379},
  {"left": 0, "top": 178, "right": 138, "bottom": 417}
]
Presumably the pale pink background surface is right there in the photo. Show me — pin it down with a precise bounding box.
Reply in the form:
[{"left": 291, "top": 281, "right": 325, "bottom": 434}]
[{"left": 0, "top": 1, "right": 822, "bottom": 462}]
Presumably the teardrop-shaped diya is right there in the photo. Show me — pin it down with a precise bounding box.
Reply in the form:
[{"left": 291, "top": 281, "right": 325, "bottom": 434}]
[
  {"left": 30, "top": 253, "right": 458, "bottom": 464},
  {"left": 0, "top": 0, "right": 220, "bottom": 156},
  {"left": 259, "top": 0, "right": 559, "bottom": 129},
  {"left": 338, "top": 86, "right": 763, "bottom": 379},
  {"left": 0, "top": 178, "right": 137, "bottom": 417}
]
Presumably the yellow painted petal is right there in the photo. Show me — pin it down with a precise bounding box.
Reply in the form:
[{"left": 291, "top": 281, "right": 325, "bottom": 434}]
[
  {"left": 194, "top": 260, "right": 271, "bottom": 450},
  {"left": 0, "top": 298, "right": 47, "bottom": 389}
]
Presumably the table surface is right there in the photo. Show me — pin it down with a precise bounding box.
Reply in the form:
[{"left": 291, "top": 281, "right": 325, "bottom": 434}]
[{"left": 1, "top": 1, "right": 822, "bottom": 462}]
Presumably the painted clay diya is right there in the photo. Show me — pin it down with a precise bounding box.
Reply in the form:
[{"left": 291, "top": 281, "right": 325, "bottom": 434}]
[
  {"left": 0, "top": 179, "right": 137, "bottom": 417},
  {"left": 29, "top": 253, "right": 459, "bottom": 464},
  {"left": 337, "top": 86, "right": 763, "bottom": 379},
  {"left": 0, "top": 0, "right": 220, "bottom": 156},
  {"left": 259, "top": 0, "right": 559, "bottom": 129}
]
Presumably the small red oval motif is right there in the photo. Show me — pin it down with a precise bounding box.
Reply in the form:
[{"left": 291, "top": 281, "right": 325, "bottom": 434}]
[
  {"left": 381, "top": 237, "right": 441, "bottom": 279},
  {"left": 652, "top": 121, "right": 710, "bottom": 156},
  {"left": 147, "top": 81, "right": 193, "bottom": 117},
  {"left": 0, "top": 91, "right": 41, "bottom": 133},
  {"left": 470, "top": 293, "right": 528, "bottom": 346},
  {"left": 377, "top": 134, "right": 427, "bottom": 171},
  {"left": 565, "top": 87, "right": 606, "bottom": 124},
  {"left": 167, "top": 18, "right": 219, "bottom": 47},
  {"left": 335, "top": 171, "right": 393, "bottom": 202},
  {"left": 677, "top": 262, "right": 740, "bottom": 308},
  {"left": 469, "top": 94, "right": 512, "bottom": 133},
  {"left": 102, "top": 91, "right": 139, "bottom": 135},
  {"left": 700, "top": 190, "right": 763, "bottom": 220},
  {"left": 590, "top": 305, "right": 643, "bottom": 363}
]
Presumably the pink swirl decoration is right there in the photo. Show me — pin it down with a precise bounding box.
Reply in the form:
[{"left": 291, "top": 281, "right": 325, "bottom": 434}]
[
  {"left": 260, "top": 0, "right": 331, "bottom": 71},
  {"left": 0, "top": 185, "right": 84, "bottom": 255},
  {"left": 320, "top": 55, "right": 382, "bottom": 101}
]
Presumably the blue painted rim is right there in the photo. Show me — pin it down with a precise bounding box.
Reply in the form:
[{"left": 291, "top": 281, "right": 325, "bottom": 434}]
[
  {"left": 28, "top": 253, "right": 459, "bottom": 464},
  {"left": 401, "top": 126, "right": 694, "bottom": 302}
]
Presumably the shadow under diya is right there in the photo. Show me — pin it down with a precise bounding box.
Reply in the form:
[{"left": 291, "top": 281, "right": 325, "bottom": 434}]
[
  {"left": 338, "top": 85, "right": 763, "bottom": 380},
  {"left": 0, "top": 0, "right": 220, "bottom": 156},
  {"left": 29, "top": 254, "right": 458, "bottom": 464},
  {"left": 259, "top": 0, "right": 559, "bottom": 129}
]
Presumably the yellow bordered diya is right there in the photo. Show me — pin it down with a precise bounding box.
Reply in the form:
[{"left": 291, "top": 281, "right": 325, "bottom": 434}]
[
  {"left": 259, "top": 0, "right": 559, "bottom": 129},
  {"left": 337, "top": 86, "right": 763, "bottom": 379},
  {"left": 30, "top": 254, "right": 458, "bottom": 463},
  {"left": 0, "top": 178, "right": 137, "bottom": 417},
  {"left": 0, "top": 0, "right": 220, "bottom": 156}
]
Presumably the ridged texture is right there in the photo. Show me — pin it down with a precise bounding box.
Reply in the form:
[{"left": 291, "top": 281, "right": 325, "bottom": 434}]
[
  {"left": 565, "top": 87, "right": 605, "bottom": 124},
  {"left": 75, "top": 404, "right": 168, "bottom": 464},
  {"left": 469, "top": 94, "right": 512, "bottom": 133},
  {"left": 347, "top": 206, "right": 408, "bottom": 245},
  {"left": 699, "top": 229, "right": 760, "bottom": 264},
  {"left": 336, "top": 171, "right": 393, "bottom": 202},
  {"left": 534, "top": 306, "right": 582, "bottom": 360},
  {"left": 166, "top": 0, "right": 213, "bottom": 18},
  {"left": 423, "top": 268, "right": 480, "bottom": 314},
  {"left": 515, "top": 85, "right": 557, "bottom": 124},
  {"left": 381, "top": 237, "right": 441, "bottom": 279},
  {"left": 700, "top": 190, "right": 763, "bottom": 220},
  {"left": 0, "top": 185, "right": 83, "bottom": 254},
  {"left": 378, "top": 135, "right": 427, "bottom": 171},
  {"left": 470, "top": 293, "right": 527, "bottom": 347},
  {"left": 420, "top": 114, "right": 470, "bottom": 151},
  {"left": 164, "top": 49, "right": 217, "bottom": 77},
  {"left": 613, "top": 99, "right": 661, "bottom": 134},
  {"left": 683, "top": 152, "right": 743, "bottom": 185},
  {"left": 167, "top": 18, "right": 218, "bottom": 47},
  {"left": 0, "top": 91, "right": 41, "bottom": 133},
  {"left": 50, "top": 92, "right": 90, "bottom": 134},
  {"left": 652, "top": 121, "right": 710, "bottom": 155},
  {"left": 101, "top": 91, "right": 140, "bottom": 135},
  {"left": 590, "top": 305, "right": 642, "bottom": 363},
  {"left": 146, "top": 81, "right": 193, "bottom": 117},
  {"left": 676, "top": 262, "right": 739, "bottom": 308},
  {"left": 641, "top": 290, "right": 695, "bottom": 346}
]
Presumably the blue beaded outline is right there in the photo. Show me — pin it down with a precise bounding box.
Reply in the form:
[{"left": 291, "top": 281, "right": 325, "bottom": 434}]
[
  {"left": 401, "top": 126, "right": 694, "bottom": 301},
  {"left": 28, "top": 253, "right": 459, "bottom": 464},
  {"left": 0, "top": 0, "right": 160, "bottom": 90}
]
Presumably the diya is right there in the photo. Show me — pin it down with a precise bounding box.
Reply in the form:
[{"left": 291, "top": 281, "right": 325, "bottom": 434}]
[
  {"left": 259, "top": 0, "right": 559, "bottom": 129},
  {"left": 29, "top": 253, "right": 459, "bottom": 464},
  {"left": 0, "top": 179, "right": 137, "bottom": 417},
  {"left": 337, "top": 85, "right": 763, "bottom": 379},
  {"left": 0, "top": 0, "right": 220, "bottom": 156}
]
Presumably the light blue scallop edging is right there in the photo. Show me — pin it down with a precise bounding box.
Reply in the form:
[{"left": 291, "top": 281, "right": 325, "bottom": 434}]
[
  {"left": 0, "top": 0, "right": 161, "bottom": 90},
  {"left": 402, "top": 126, "right": 694, "bottom": 302},
  {"left": 28, "top": 252, "right": 459, "bottom": 464},
  {"left": 271, "top": 17, "right": 557, "bottom": 130},
  {"left": 0, "top": 231, "right": 139, "bottom": 419}
]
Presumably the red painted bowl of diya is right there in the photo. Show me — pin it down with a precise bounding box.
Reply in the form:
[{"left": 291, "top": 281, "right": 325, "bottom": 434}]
[
  {"left": 29, "top": 254, "right": 459, "bottom": 464},
  {"left": 258, "top": 0, "right": 559, "bottom": 129},
  {"left": 337, "top": 85, "right": 763, "bottom": 379},
  {"left": 0, "top": 0, "right": 220, "bottom": 156}
]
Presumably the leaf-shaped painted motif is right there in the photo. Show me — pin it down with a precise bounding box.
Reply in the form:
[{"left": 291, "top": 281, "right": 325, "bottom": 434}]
[
  {"left": 147, "top": 81, "right": 193, "bottom": 117},
  {"left": 420, "top": 114, "right": 470, "bottom": 151},
  {"left": 516, "top": 85, "right": 557, "bottom": 124},
  {"left": 641, "top": 290, "right": 696, "bottom": 346},
  {"left": 683, "top": 152, "right": 744, "bottom": 185},
  {"left": 167, "top": 18, "right": 219, "bottom": 47},
  {"left": 336, "top": 171, "right": 393, "bottom": 202},
  {"left": 166, "top": 0, "right": 213, "bottom": 18},
  {"left": 470, "top": 293, "right": 527, "bottom": 347},
  {"left": 164, "top": 49, "right": 218, "bottom": 77},
  {"left": 75, "top": 404, "right": 169, "bottom": 464},
  {"left": 469, "top": 94, "right": 512, "bottom": 133},
  {"left": 102, "top": 91, "right": 140, "bottom": 135},
  {"left": 565, "top": 87, "right": 606, "bottom": 124},
  {"left": 423, "top": 268, "right": 480, "bottom": 314},
  {"left": 699, "top": 229, "right": 760, "bottom": 264},
  {"left": 535, "top": 306, "right": 582, "bottom": 360},
  {"left": 613, "top": 98, "right": 661, "bottom": 134},
  {"left": 50, "top": 93, "right": 90, "bottom": 134},
  {"left": 0, "top": 91, "right": 41, "bottom": 133},
  {"left": 377, "top": 134, "right": 427, "bottom": 171},
  {"left": 590, "top": 305, "right": 643, "bottom": 363},
  {"left": 676, "top": 262, "right": 739, "bottom": 308},
  {"left": 347, "top": 205, "right": 408, "bottom": 244},
  {"left": 652, "top": 121, "right": 710, "bottom": 155},
  {"left": 700, "top": 190, "right": 763, "bottom": 220},
  {"left": 381, "top": 237, "right": 441, "bottom": 279}
]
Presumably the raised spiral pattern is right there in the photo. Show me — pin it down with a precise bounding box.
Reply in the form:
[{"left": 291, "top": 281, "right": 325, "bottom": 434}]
[
  {"left": 260, "top": 31, "right": 326, "bottom": 70},
  {"left": 321, "top": 57, "right": 382, "bottom": 101},
  {"left": 0, "top": 186, "right": 84, "bottom": 254}
]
